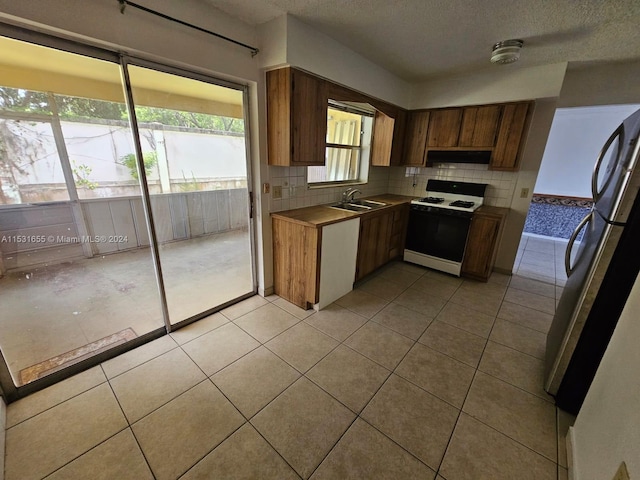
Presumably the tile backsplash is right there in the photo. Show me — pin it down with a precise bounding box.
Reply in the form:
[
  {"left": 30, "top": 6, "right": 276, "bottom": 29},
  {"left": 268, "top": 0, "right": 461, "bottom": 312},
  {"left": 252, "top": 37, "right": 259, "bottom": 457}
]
[
  {"left": 269, "top": 166, "right": 390, "bottom": 212},
  {"left": 268, "top": 163, "right": 517, "bottom": 212},
  {"left": 387, "top": 163, "right": 517, "bottom": 208}
]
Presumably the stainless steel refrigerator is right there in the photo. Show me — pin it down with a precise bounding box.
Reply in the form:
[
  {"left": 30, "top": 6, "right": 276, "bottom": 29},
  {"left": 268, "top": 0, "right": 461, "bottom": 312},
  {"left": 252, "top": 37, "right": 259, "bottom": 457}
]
[{"left": 544, "top": 108, "right": 640, "bottom": 415}]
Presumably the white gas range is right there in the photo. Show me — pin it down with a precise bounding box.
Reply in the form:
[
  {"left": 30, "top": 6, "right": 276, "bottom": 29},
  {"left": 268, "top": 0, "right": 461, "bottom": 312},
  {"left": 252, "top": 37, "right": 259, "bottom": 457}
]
[
  {"left": 404, "top": 180, "right": 489, "bottom": 276},
  {"left": 410, "top": 181, "right": 486, "bottom": 213}
]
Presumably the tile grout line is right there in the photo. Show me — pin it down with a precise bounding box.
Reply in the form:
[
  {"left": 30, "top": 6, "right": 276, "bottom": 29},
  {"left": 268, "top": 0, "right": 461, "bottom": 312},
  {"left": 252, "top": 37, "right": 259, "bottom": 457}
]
[
  {"left": 305, "top": 311, "right": 438, "bottom": 479},
  {"left": 14, "top": 379, "right": 133, "bottom": 479},
  {"left": 102, "top": 341, "right": 181, "bottom": 382},
  {"left": 4, "top": 374, "right": 111, "bottom": 430},
  {"left": 40, "top": 425, "right": 133, "bottom": 479},
  {"left": 435, "top": 283, "right": 562, "bottom": 475},
  {"left": 496, "top": 315, "right": 554, "bottom": 336},
  {"left": 208, "top": 355, "right": 308, "bottom": 478},
  {"left": 244, "top": 272, "right": 436, "bottom": 478},
  {"left": 180, "top": 373, "right": 302, "bottom": 480},
  {"left": 104, "top": 375, "right": 155, "bottom": 479},
  {"left": 11, "top": 257, "right": 565, "bottom": 479},
  {"left": 433, "top": 277, "right": 511, "bottom": 477},
  {"left": 334, "top": 272, "right": 470, "bottom": 474}
]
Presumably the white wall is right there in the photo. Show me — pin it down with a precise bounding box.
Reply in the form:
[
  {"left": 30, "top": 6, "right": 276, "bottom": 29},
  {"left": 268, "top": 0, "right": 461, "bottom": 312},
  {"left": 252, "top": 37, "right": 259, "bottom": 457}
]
[
  {"left": 570, "top": 272, "right": 640, "bottom": 480},
  {"left": 410, "top": 62, "right": 567, "bottom": 109},
  {"left": 285, "top": 15, "right": 411, "bottom": 108},
  {"left": 534, "top": 104, "right": 640, "bottom": 198},
  {"left": 258, "top": 14, "right": 411, "bottom": 108},
  {"left": 256, "top": 14, "right": 287, "bottom": 70},
  {"left": 559, "top": 61, "right": 640, "bottom": 108}
]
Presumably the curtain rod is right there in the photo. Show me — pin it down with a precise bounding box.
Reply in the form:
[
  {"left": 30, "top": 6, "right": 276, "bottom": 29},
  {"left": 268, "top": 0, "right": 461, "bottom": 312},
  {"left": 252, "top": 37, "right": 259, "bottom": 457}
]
[{"left": 118, "top": 0, "right": 260, "bottom": 57}]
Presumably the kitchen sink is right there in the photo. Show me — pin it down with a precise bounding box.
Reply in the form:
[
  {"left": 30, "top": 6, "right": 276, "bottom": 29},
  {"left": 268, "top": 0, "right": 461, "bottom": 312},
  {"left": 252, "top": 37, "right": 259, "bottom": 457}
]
[
  {"left": 330, "top": 199, "right": 388, "bottom": 212},
  {"left": 351, "top": 199, "right": 387, "bottom": 207}
]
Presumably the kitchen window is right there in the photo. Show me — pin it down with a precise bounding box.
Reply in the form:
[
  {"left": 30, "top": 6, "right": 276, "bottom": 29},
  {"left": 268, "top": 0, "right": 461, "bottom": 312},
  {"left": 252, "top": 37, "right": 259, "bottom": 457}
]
[{"left": 307, "top": 100, "right": 374, "bottom": 186}]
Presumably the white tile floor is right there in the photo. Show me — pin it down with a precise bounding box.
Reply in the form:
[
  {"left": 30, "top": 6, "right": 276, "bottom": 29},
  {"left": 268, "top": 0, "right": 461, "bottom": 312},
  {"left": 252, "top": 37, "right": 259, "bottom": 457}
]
[
  {"left": 515, "top": 233, "right": 569, "bottom": 288},
  {"left": 4, "top": 240, "right": 573, "bottom": 479}
]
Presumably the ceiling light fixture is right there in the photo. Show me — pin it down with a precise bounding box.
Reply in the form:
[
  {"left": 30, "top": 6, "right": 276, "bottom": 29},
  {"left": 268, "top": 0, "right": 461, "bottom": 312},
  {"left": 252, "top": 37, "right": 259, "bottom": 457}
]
[{"left": 491, "top": 39, "right": 524, "bottom": 65}]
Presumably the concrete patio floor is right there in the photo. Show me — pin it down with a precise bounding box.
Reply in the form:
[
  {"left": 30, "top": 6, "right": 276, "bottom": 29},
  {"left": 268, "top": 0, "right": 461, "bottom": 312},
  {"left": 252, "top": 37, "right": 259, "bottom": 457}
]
[{"left": 0, "top": 229, "right": 254, "bottom": 386}]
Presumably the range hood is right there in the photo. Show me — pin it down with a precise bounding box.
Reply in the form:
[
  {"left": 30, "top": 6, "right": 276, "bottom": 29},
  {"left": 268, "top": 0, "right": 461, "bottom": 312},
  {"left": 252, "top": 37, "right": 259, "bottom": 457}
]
[{"left": 427, "top": 150, "right": 491, "bottom": 164}]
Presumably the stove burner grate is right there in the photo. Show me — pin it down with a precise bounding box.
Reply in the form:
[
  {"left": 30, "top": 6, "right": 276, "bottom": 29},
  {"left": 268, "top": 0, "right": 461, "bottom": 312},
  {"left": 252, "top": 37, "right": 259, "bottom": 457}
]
[
  {"left": 420, "top": 197, "right": 445, "bottom": 204},
  {"left": 449, "top": 200, "right": 475, "bottom": 208}
]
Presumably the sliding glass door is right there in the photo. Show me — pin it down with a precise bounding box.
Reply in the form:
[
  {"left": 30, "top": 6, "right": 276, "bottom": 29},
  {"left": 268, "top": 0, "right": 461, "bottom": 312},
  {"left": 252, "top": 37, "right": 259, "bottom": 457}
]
[
  {"left": 125, "top": 63, "right": 254, "bottom": 324},
  {"left": 0, "top": 32, "right": 255, "bottom": 399}
]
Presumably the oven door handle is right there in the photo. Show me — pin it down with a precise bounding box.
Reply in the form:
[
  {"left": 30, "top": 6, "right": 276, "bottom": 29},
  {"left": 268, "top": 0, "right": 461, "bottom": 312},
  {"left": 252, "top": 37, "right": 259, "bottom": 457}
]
[{"left": 410, "top": 206, "right": 473, "bottom": 219}]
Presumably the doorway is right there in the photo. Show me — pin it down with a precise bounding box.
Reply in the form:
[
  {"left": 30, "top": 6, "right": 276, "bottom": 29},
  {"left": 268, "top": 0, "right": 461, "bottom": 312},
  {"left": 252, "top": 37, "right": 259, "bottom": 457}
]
[
  {"left": 0, "top": 33, "right": 255, "bottom": 399},
  {"left": 516, "top": 104, "right": 640, "bottom": 285}
]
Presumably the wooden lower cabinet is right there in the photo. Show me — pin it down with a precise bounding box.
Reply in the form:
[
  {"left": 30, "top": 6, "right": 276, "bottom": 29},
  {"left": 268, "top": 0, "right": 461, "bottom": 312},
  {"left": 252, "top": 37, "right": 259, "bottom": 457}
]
[
  {"left": 356, "top": 204, "right": 408, "bottom": 281},
  {"left": 272, "top": 217, "right": 320, "bottom": 308},
  {"left": 461, "top": 207, "right": 507, "bottom": 281},
  {"left": 388, "top": 204, "right": 409, "bottom": 260},
  {"left": 273, "top": 201, "right": 413, "bottom": 307},
  {"left": 273, "top": 216, "right": 360, "bottom": 309},
  {"left": 356, "top": 210, "right": 392, "bottom": 281}
]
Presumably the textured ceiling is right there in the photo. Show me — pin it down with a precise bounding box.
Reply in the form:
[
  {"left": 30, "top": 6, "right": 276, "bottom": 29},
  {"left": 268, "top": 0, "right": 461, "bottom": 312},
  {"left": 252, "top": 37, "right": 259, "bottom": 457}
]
[{"left": 203, "top": 0, "right": 640, "bottom": 81}]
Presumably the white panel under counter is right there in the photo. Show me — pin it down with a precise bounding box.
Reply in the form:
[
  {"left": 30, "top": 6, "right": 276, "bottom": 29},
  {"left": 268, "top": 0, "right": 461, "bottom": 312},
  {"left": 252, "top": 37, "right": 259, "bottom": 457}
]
[{"left": 315, "top": 218, "right": 360, "bottom": 310}]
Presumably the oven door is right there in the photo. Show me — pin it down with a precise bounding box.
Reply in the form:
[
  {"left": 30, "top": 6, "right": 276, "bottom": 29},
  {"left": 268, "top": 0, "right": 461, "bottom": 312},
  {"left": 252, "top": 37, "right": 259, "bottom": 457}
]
[{"left": 405, "top": 206, "right": 472, "bottom": 262}]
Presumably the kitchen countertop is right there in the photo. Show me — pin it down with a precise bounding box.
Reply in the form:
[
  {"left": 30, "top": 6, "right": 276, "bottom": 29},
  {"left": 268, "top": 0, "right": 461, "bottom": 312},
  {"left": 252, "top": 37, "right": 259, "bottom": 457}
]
[
  {"left": 271, "top": 195, "right": 510, "bottom": 227},
  {"left": 271, "top": 194, "right": 415, "bottom": 227}
]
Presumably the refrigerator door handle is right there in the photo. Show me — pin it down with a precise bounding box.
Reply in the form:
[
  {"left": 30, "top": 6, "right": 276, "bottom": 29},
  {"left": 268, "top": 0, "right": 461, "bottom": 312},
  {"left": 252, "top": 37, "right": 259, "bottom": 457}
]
[
  {"left": 592, "top": 126, "right": 623, "bottom": 201},
  {"left": 565, "top": 211, "right": 593, "bottom": 277}
]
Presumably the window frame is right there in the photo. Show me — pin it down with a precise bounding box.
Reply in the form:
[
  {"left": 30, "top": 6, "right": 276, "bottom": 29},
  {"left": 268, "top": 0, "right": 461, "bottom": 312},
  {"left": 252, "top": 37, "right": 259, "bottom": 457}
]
[{"left": 307, "top": 100, "right": 374, "bottom": 188}]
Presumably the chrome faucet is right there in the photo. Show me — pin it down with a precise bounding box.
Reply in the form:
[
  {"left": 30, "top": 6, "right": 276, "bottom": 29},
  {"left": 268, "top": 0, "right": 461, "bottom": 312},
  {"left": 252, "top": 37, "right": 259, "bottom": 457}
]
[{"left": 342, "top": 187, "right": 361, "bottom": 203}]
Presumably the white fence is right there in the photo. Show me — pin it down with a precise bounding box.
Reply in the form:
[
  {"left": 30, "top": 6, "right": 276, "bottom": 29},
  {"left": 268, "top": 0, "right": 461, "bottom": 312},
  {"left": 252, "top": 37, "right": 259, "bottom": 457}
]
[
  {"left": 1, "top": 118, "right": 248, "bottom": 204},
  {"left": 0, "top": 188, "right": 248, "bottom": 273}
]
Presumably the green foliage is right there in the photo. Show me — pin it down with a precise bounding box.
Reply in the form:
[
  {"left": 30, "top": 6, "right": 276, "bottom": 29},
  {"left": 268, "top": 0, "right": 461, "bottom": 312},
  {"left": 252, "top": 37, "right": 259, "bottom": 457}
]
[
  {"left": 0, "top": 87, "right": 126, "bottom": 119},
  {"left": 72, "top": 161, "right": 98, "bottom": 190},
  {"left": 0, "top": 87, "right": 244, "bottom": 132},
  {"left": 179, "top": 171, "right": 201, "bottom": 192},
  {"left": 119, "top": 152, "right": 158, "bottom": 180},
  {"left": 0, "top": 87, "right": 50, "bottom": 114},
  {"left": 134, "top": 106, "right": 244, "bottom": 133},
  {"left": 55, "top": 95, "right": 126, "bottom": 121}
]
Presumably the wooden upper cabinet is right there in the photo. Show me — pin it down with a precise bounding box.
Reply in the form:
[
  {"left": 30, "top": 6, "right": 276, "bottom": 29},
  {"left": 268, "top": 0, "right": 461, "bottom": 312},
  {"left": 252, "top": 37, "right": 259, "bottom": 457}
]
[
  {"left": 427, "top": 108, "right": 463, "bottom": 148},
  {"left": 397, "top": 100, "right": 532, "bottom": 170},
  {"left": 371, "top": 107, "right": 408, "bottom": 166},
  {"left": 459, "top": 105, "right": 502, "bottom": 147},
  {"left": 402, "top": 110, "right": 430, "bottom": 165},
  {"left": 371, "top": 110, "right": 395, "bottom": 166},
  {"left": 266, "top": 67, "right": 328, "bottom": 166},
  {"left": 491, "top": 101, "right": 533, "bottom": 171},
  {"left": 389, "top": 109, "right": 407, "bottom": 166}
]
